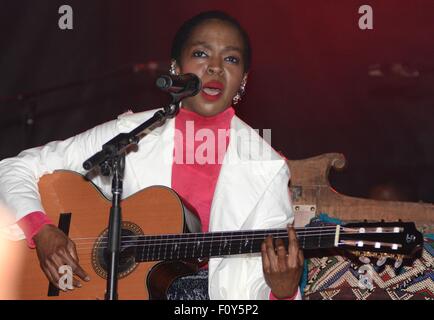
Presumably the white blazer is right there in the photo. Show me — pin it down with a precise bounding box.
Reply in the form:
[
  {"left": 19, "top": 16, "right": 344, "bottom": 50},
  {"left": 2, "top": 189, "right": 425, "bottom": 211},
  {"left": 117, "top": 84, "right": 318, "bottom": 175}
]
[{"left": 0, "top": 108, "right": 296, "bottom": 300}]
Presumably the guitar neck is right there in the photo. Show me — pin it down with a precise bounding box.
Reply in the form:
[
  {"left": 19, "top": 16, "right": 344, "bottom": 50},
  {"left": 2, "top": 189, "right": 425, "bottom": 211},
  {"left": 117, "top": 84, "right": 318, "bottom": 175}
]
[{"left": 134, "top": 226, "right": 338, "bottom": 262}]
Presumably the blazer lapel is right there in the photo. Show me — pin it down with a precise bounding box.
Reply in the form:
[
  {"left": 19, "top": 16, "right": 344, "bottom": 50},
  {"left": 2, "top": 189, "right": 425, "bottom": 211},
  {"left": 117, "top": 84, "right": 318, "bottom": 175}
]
[
  {"left": 209, "top": 116, "right": 286, "bottom": 232},
  {"left": 207, "top": 116, "right": 288, "bottom": 298}
]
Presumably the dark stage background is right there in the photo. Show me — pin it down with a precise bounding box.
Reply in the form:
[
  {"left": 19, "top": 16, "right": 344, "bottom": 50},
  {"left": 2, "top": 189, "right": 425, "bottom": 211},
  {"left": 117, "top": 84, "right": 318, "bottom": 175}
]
[{"left": 1, "top": 1, "right": 434, "bottom": 202}]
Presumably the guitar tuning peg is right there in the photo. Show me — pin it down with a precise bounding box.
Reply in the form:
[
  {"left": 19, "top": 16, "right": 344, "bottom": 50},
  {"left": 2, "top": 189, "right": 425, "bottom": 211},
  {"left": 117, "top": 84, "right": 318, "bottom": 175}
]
[
  {"left": 394, "top": 257, "right": 403, "bottom": 269},
  {"left": 359, "top": 255, "right": 371, "bottom": 264},
  {"left": 376, "top": 256, "right": 387, "bottom": 267}
]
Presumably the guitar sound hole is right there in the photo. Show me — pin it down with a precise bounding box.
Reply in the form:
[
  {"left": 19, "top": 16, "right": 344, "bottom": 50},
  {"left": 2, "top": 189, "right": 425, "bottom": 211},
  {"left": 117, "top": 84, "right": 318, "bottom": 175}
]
[{"left": 91, "top": 221, "right": 144, "bottom": 279}]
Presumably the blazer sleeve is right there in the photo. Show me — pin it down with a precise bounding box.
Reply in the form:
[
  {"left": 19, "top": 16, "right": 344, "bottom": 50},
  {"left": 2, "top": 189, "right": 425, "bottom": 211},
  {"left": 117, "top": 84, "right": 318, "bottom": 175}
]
[{"left": 0, "top": 119, "right": 120, "bottom": 228}]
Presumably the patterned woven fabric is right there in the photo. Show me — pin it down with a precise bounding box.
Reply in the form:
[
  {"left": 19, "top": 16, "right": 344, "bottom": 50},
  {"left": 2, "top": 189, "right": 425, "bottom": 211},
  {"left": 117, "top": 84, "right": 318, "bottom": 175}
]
[
  {"left": 303, "top": 238, "right": 434, "bottom": 300},
  {"left": 166, "top": 269, "right": 210, "bottom": 300}
]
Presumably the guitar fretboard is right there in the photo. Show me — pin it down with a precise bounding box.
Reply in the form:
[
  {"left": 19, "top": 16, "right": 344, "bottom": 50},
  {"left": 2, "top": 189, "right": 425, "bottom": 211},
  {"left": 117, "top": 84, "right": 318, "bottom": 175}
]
[{"left": 133, "top": 227, "right": 338, "bottom": 262}]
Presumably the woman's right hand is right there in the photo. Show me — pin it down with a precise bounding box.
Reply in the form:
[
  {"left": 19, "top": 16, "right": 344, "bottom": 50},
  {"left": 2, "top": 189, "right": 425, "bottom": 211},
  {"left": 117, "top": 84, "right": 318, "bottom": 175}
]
[{"left": 33, "top": 224, "right": 90, "bottom": 290}]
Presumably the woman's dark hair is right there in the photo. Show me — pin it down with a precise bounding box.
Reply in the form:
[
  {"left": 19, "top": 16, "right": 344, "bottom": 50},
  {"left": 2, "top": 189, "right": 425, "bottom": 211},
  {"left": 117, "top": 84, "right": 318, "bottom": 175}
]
[{"left": 171, "top": 11, "right": 252, "bottom": 72}]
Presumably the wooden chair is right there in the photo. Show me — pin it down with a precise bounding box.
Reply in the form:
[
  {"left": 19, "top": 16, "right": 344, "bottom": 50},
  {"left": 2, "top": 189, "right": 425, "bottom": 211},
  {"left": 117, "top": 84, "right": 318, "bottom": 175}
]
[{"left": 287, "top": 153, "right": 434, "bottom": 232}]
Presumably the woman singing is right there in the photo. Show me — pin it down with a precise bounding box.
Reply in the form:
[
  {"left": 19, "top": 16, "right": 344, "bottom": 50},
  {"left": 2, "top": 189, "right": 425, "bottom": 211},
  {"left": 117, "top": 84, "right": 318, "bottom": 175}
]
[{"left": 0, "top": 10, "right": 303, "bottom": 300}]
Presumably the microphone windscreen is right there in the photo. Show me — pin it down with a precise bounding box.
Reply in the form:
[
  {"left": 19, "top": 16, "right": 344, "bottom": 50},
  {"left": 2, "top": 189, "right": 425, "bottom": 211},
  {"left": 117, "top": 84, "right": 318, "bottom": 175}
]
[{"left": 155, "top": 75, "right": 171, "bottom": 89}]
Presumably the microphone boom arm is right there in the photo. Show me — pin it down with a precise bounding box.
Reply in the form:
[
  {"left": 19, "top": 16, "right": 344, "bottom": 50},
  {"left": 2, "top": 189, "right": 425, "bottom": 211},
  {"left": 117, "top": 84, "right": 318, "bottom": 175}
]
[{"left": 83, "top": 103, "right": 179, "bottom": 173}]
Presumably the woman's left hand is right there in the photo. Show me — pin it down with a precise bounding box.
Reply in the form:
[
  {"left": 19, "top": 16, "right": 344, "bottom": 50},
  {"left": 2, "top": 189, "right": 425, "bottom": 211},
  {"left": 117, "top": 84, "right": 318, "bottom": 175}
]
[{"left": 261, "top": 225, "right": 304, "bottom": 299}]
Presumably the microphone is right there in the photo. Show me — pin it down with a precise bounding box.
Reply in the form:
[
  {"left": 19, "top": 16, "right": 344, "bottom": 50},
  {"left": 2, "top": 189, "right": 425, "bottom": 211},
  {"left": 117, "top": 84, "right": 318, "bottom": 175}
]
[{"left": 156, "top": 73, "right": 201, "bottom": 100}]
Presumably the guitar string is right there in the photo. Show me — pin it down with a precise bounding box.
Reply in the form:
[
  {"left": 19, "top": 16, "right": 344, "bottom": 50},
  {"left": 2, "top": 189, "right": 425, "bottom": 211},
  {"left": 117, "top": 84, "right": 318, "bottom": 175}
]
[
  {"left": 75, "top": 237, "right": 403, "bottom": 265},
  {"left": 72, "top": 237, "right": 400, "bottom": 254},
  {"left": 73, "top": 230, "right": 397, "bottom": 252},
  {"left": 66, "top": 225, "right": 345, "bottom": 242},
  {"left": 73, "top": 232, "right": 340, "bottom": 251},
  {"left": 71, "top": 229, "right": 342, "bottom": 247},
  {"left": 70, "top": 225, "right": 384, "bottom": 243},
  {"left": 71, "top": 229, "right": 399, "bottom": 248},
  {"left": 74, "top": 234, "right": 340, "bottom": 263},
  {"left": 74, "top": 233, "right": 339, "bottom": 251},
  {"left": 69, "top": 225, "right": 402, "bottom": 243}
]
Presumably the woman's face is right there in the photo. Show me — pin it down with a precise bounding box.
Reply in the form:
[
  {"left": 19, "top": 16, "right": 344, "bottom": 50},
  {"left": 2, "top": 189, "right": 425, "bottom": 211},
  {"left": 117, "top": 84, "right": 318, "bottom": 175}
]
[{"left": 176, "top": 19, "right": 247, "bottom": 116}]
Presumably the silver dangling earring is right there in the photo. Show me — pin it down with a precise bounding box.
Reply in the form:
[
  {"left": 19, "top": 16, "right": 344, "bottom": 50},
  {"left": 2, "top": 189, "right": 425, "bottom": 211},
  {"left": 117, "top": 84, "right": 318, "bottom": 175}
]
[
  {"left": 169, "top": 60, "right": 177, "bottom": 75},
  {"left": 233, "top": 75, "right": 248, "bottom": 105},
  {"left": 232, "top": 92, "right": 242, "bottom": 105}
]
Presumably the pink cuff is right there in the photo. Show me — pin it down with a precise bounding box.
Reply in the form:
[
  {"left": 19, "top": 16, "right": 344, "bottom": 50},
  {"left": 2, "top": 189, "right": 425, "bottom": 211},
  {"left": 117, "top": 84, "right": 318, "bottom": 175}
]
[
  {"left": 269, "top": 288, "right": 300, "bottom": 300},
  {"left": 17, "top": 211, "right": 54, "bottom": 248}
]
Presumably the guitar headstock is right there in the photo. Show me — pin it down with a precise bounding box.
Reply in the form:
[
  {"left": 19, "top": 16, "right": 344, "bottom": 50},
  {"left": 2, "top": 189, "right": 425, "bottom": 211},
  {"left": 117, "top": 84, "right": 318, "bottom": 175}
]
[{"left": 338, "top": 221, "right": 423, "bottom": 260}]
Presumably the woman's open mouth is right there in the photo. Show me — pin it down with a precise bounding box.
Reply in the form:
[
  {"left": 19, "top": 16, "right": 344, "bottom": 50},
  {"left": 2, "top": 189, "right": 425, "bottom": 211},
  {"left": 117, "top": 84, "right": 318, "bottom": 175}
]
[{"left": 201, "top": 80, "right": 224, "bottom": 101}]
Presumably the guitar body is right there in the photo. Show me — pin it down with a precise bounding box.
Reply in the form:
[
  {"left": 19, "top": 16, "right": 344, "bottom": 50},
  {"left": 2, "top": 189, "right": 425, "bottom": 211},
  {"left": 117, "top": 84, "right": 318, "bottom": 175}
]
[{"left": 12, "top": 170, "right": 201, "bottom": 300}]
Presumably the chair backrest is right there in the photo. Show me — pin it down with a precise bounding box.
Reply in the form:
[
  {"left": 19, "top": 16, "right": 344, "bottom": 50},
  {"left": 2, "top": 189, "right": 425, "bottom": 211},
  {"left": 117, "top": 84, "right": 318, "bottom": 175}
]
[{"left": 285, "top": 153, "right": 434, "bottom": 232}]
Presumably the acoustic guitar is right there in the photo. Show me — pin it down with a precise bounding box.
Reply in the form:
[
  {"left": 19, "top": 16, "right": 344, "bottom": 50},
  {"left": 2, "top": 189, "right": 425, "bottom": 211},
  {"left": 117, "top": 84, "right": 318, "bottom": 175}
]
[{"left": 9, "top": 170, "right": 423, "bottom": 300}]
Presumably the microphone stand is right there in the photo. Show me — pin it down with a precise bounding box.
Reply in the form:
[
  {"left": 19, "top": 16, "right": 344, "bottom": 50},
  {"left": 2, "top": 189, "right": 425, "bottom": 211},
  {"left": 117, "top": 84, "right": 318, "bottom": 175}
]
[{"left": 83, "top": 99, "right": 180, "bottom": 300}]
